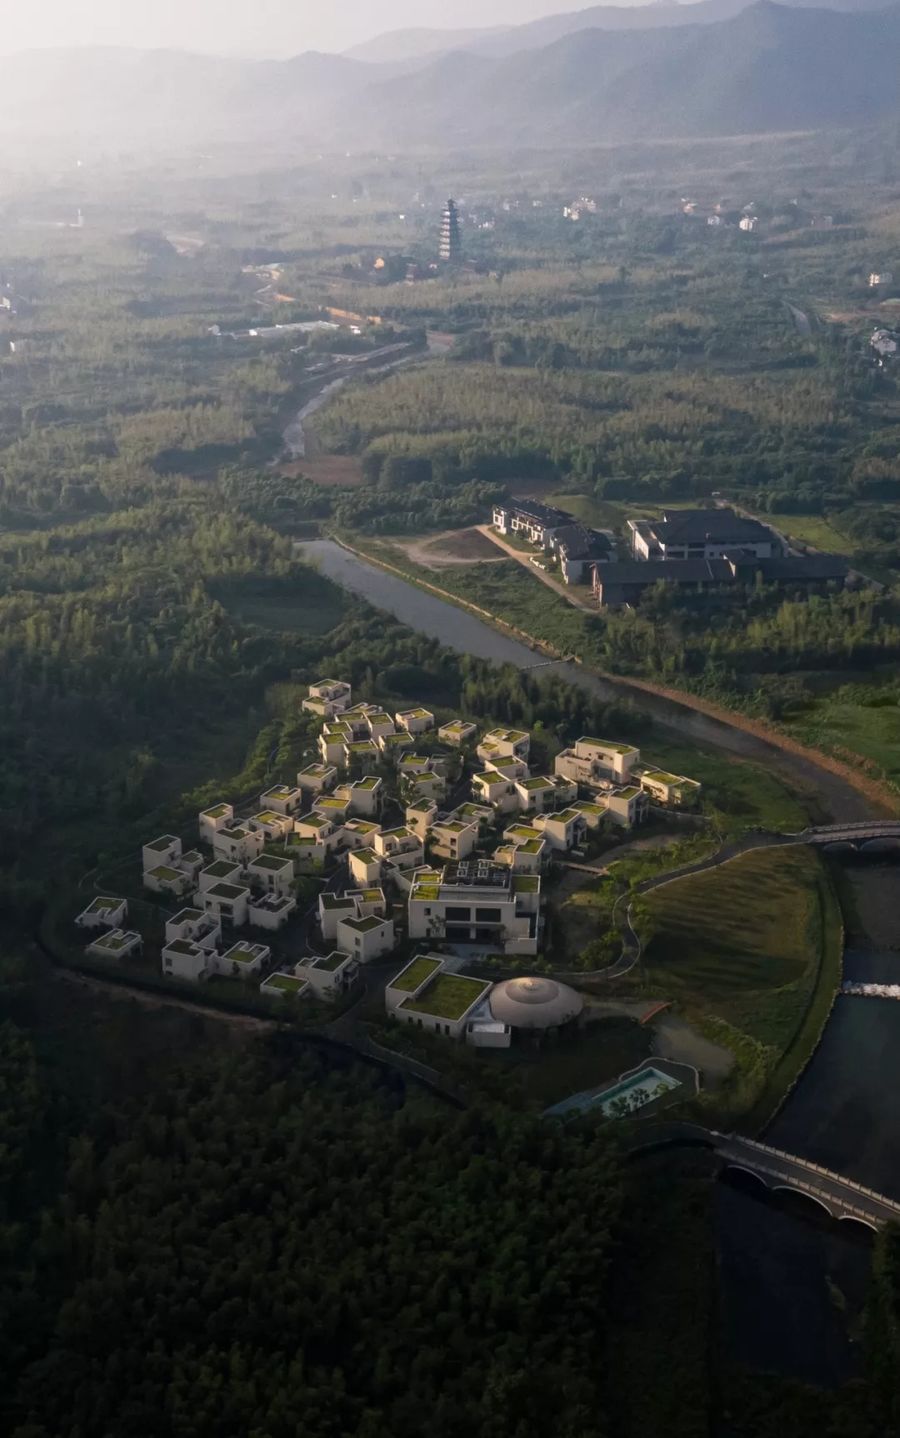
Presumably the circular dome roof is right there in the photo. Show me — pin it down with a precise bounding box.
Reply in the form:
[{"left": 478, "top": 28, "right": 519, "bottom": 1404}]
[{"left": 489, "top": 976, "right": 583, "bottom": 1030}]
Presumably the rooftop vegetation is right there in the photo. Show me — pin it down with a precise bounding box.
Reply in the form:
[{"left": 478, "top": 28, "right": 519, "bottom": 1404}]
[
  {"left": 400, "top": 973, "right": 490, "bottom": 1022},
  {"left": 390, "top": 956, "right": 442, "bottom": 992},
  {"left": 314, "top": 952, "right": 350, "bottom": 973},
  {"left": 264, "top": 973, "right": 308, "bottom": 992}
]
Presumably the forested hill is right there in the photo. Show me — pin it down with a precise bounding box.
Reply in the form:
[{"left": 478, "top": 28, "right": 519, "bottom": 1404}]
[{"left": 5, "top": 3, "right": 900, "bottom": 153}]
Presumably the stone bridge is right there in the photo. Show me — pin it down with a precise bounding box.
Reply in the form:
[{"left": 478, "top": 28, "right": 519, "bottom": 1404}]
[
  {"left": 717, "top": 1135, "right": 900, "bottom": 1230},
  {"left": 805, "top": 820, "right": 900, "bottom": 852},
  {"left": 630, "top": 1124, "right": 900, "bottom": 1230}
]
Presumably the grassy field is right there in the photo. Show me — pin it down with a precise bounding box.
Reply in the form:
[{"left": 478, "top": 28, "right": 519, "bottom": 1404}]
[
  {"left": 785, "top": 687, "right": 900, "bottom": 793},
  {"left": 648, "top": 738, "right": 823, "bottom": 832},
  {"left": 775, "top": 512, "right": 856, "bottom": 553},
  {"left": 639, "top": 847, "right": 842, "bottom": 1126}
]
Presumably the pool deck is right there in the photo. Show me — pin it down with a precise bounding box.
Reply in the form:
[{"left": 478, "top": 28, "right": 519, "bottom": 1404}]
[{"left": 544, "top": 1057, "right": 699, "bottom": 1119}]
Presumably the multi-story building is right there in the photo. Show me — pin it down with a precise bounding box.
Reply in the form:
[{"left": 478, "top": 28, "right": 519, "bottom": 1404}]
[
  {"left": 297, "top": 761, "right": 338, "bottom": 794},
  {"left": 86, "top": 929, "right": 143, "bottom": 962},
  {"left": 248, "top": 892, "right": 297, "bottom": 931},
  {"left": 430, "top": 816, "right": 480, "bottom": 861},
  {"left": 212, "top": 824, "right": 265, "bottom": 866},
  {"left": 477, "top": 727, "right": 531, "bottom": 765},
  {"left": 296, "top": 951, "right": 359, "bottom": 1001},
  {"left": 259, "top": 784, "right": 303, "bottom": 817},
  {"left": 76, "top": 896, "right": 128, "bottom": 931},
  {"left": 438, "top": 719, "right": 478, "bottom": 747},
  {"left": 628, "top": 508, "right": 781, "bottom": 563},
  {"left": 396, "top": 707, "right": 435, "bottom": 735},
  {"left": 198, "top": 803, "right": 234, "bottom": 844},
  {"left": 407, "top": 860, "right": 538, "bottom": 956},
  {"left": 336, "top": 913, "right": 396, "bottom": 964},
  {"left": 554, "top": 737, "right": 640, "bottom": 787}
]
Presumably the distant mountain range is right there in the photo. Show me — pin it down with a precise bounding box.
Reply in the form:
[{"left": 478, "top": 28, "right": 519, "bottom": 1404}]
[
  {"left": 4, "top": 2, "right": 900, "bottom": 155},
  {"left": 346, "top": 0, "right": 892, "bottom": 62}
]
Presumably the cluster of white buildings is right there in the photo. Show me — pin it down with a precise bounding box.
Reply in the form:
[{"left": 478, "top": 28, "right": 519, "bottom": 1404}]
[{"left": 74, "top": 676, "right": 701, "bottom": 1005}]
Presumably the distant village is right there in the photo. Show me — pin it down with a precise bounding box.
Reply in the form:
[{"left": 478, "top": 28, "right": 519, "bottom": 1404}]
[{"left": 74, "top": 680, "right": 702, "bottom": 1048}]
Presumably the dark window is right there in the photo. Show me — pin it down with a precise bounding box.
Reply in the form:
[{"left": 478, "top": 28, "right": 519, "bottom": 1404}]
[
  {"left": 475, "top": 907, "right": 503, "bottom": 923},
  {"left": 445, "top": 906, "right": 471, "bottom": 922}
]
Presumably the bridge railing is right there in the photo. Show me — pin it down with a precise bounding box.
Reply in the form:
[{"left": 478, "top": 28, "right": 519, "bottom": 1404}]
[{"left": 729, "top": 1137, "right": 900, "bottom": 1214}]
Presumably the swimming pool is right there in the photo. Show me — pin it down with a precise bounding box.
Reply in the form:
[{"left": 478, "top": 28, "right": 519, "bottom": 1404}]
[{"left": 590, "top": 1066, "right": 681, "bottom": 1117}]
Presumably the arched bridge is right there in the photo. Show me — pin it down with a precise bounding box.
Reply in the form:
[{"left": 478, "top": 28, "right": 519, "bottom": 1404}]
[
  {"left": 805, "top": 820, "right": 900, "bottom": 852},
  {"left": 717, "top": 1135, "right": 900, "bottom": 1230},
  {"left": 629, "top": 1124, "right": 900, "bottom": 1231}
]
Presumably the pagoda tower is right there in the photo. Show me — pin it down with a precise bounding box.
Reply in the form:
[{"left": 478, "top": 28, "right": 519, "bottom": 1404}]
[{"left": 439, "top": 198, "right": 462, "bottom": 264}]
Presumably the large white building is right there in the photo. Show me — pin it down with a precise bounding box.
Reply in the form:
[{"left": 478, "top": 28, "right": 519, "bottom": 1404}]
[{"left": 407, "top": 860, "right": 538, "bottom": 956}]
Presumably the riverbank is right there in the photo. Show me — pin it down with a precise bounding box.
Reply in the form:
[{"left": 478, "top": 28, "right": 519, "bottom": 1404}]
[{"left": 326, "top": 531, "right": 899, "bottom": 819}]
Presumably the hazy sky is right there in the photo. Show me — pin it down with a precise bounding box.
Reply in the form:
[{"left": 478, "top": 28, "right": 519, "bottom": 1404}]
[{"left": 0, "top": 0, "right": 641, "bottom": 58}]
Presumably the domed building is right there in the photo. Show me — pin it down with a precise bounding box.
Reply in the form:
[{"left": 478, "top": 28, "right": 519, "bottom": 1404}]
[{"left": 488, "top": 976, "right": 584, "bottom": 1032}]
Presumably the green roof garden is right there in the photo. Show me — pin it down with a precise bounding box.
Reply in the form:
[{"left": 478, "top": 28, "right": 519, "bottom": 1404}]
[
  {"left": 314, "top": 951, "right": 350, "bottom": 972},
  {"left": 343, "top": 915, "right": 384, "bottom": 934},
  {"left": 518, "top": 840, "right": 544, "bottom": 855},
  {"left": 475, "top": 771, "right": 501, "bottom": 785},
  {"left": 514, "top": 876, "right": 541, "bottom": 893},
  {"left": 573, "top": 801, "right": 605, "bottom": 816},
  {"left": 485, "top": 728, "right": 528, "bottom": 743},
  {"left": 166, "top": 938, "right": 200, "bottom": 956},
  {"left": 298, "top": 813, "right": 330, "bottom": 829},
  {"left": 316, "top": 797, "right": 348, "bottom": 810},
  {"left": 253, "top": 854, "right": 292, "bottom": 871},
  {"left": 360, "top": 888, "right": 384, "bottom": 902},
  {"left": 202, "top": 804, "right": 231, "bottom": 819},
  {"left": 553, "top": 809, "right": 582, "bottom": 822},
  {"left": 348, "top": 741, "right": 377, "bottom": 753},
  {"left": 345, "top": 819, "right": 378, "bottom": 834},
  {"left": 322, "top": 894, "right": 356, "bottom": 910},
  {"left": 507, "top": 826, "right": 541, "bottom": 842},
  {"left": 400, "top": 973, "right": 490, "bottom": 1021},
  {"left": 352, "top": 847, "right": 379, "bottom": 864},
  {"left": 617, "top": 787, "right": 640, "bottom": 800},
  {"left": 149, "top": 865, "right": 182, "bottom": 882},
  {"left": 390, "top": 956, "right": 441, "bottom": 992},
  {"left": 93, "top": 930, "right": 137, "bottom": 952},
  {"left": 222, "top": 826, "right": 249, "bottom": 840},
  {"left": 265, "top": 973, "right": 308, "bottom": 993},
  {"left": 145, "top": 835, "right": 178, "bottom": 852},
  {"left": 522, "top": 776, "right": 553, "bottom": 791},
  {"left": 171, "top": 907, "right": 202, "bottom": 922},
  {"left": 225, "top": 946, "right": 262, "bottom": 966},
  {"left": 300, "top": 762, "right": 331, "bottom": 775},
  {"left": 205, "top": 859, "right": 239, "bottom": 878},
  {"left": 208, "top": 882, "right": 246, "bottom": 900},
  {"left": 355, "top": 776, "right": 381, "bottom": 789},
  {"left": 84, "top": 896, "right": 121, "bottom": 914},
  {"left": 254, "top": 810, "right": 283, "bottom": 825},
  {"left": 401, "top": 709, "right": 433, "bottom": 719},
  {"left": 581, "top": 738, "right": 637, "bottom": 754}
]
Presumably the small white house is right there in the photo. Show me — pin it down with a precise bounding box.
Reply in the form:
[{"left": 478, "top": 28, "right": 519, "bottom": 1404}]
[
  {"left": 75, "top": 896, "right": 128, "bottom": 931},
  {"left": 162, "top": 938, "right": 209, "bottom": 982},
  {"left": 296, "top": 950, "right": 359, "bottom": 1000},
  {"left": 198, "top": 803, "right": 234, "bottom": 844},
  {"left": 477, "top": 728, "right": 530, "bottom": 764},
  {"left": 86, "top": 929, "right": 143, "bottom": 962},
  {"left": 319, "top": 892, "right": 359, "bottom": 942},
  {"left": 201, "top": 882, "right": 250, "bottom": 927},
  {"left": 213, "top": 825, "right": 265, "bottom": 866},
  {"left": 248, "top": 809, "right": 294, "bottom": 842},
  {"left": 260, "top": 784, "right": 303, "bottom": 817},
  {"left": 337, "top": 775, "right": 382, "bottom": 817},
  {"left": 373, "top": 827, "right": 424, "bottom": 870},
  {"left": 319, "top": 725, "right": 351, "bottom": 766},
  {"left": 213, "top": 941, "right": 270, "bottom": 980},
  {"left": 165, "top": 907, "right": 221, "bottom": 950},
  {"left": 302, "top": 678, "right": 352, "bottom": 718},
  {"left": 142, "top": 834, "right": 182, "bottom": 871},
  {"left": 438, "top": 719, "right": 478, "bottom": 746},
  {"left": 533, "top": 809, "right": 587, "bottom": 852},
  {"left": 348, "top": 846, "right": 383, "bottom": 887},
  {"left": 605, "top": 787, "right": 647, "bottom": 829},
  {"left": 341, "top": 818, "right": 381, "bottom": 851},
  {"left": 472, "top": 769, "right": 517, "bottom": 814},
  {"left": 431, "top": 817, "right": 479, "bottom": 861},
  {"left": 248, "top": 892, "right": 297, "bottom": 931},
  {"left": 336, "top": 913, "right": 396, "bottom": 964},
  {"left": 406, "top": 799, "right": 438, "bottom": 836},
  {"left": 198, "top": 860, "right": 241, "bottom": 893},
  {"left": 514, "top": 775, "right": 557, "bottom": 815},
  {"left": 143, "top": 864, "right": 192, "bottom": 898},
  {"left": 396, "top": 707, "right": 435, "bottom": 735},
  {"left": 247, "top": 853, "right": 295, "bottom": 896},
  {"left": 297, "top": 761, "right": 338, "bottom": 794}
]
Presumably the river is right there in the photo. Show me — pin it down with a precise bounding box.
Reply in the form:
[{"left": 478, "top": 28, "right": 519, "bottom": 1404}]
[{"left": 298, "top": 535, "right": 900, "bottom": 1390}]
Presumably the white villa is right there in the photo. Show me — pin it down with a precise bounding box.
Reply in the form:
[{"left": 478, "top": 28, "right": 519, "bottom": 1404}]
[
  {"left": 302, "top": 678, "right": 352, "bottom": 718},
  {"left": 76, "top": 896, "right": 128, "bottom": 931},
  {"left": 438, "top": 719, "right": 477, "bottom": 746},
  {"left": 297, "top": 950, "right": 359, "bottom": 1000},
  {"left": 199, "top": 802, "right": 234, "bottom": 843},
  {"left": 396, "top": 707, "right": 435, "bottom": 735},
  {"left": 337, "top": 913, "right": 395, "bottom": 963},
  {"left": 86, "top": 928, "right": 143, "bottom": 962}
]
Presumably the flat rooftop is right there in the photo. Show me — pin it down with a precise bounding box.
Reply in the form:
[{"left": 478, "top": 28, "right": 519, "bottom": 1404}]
[{"left": 400, "top": 973, "right": 491, "bottom": 1022}]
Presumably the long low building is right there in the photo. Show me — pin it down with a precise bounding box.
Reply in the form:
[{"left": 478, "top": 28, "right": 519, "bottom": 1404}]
[{"left": 592, "top": 553, "right": 850, "bottom": 608}]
